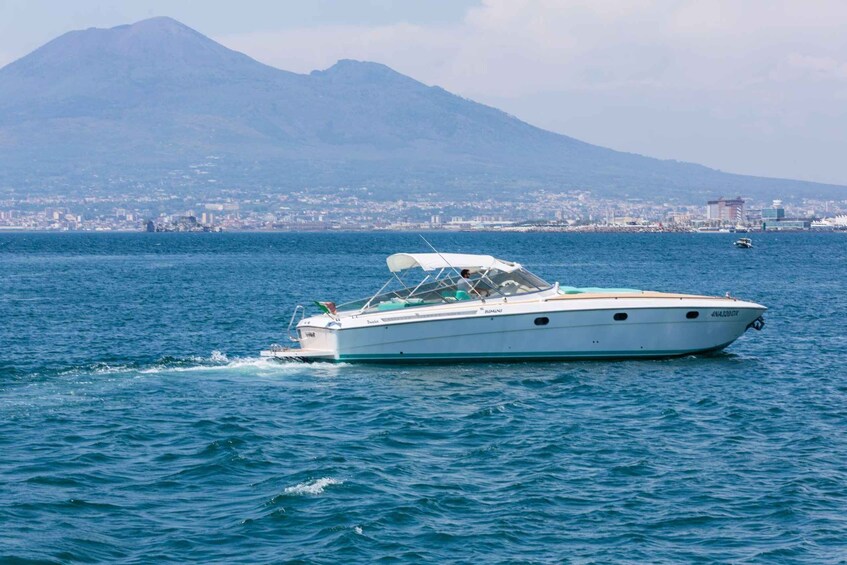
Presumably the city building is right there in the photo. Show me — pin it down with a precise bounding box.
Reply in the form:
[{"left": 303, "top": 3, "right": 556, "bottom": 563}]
[
  {"left": 763, "top": 219, "right": 810, "bottom": 231},
  {"left": 707, "top": 197, "right": 744, "bottom": 224},
  {"left": 762, "top": 200, "right": 785, "bottom": 221},
  {"left": 761, "top": 199, "right": 811, "bottom": 230}
]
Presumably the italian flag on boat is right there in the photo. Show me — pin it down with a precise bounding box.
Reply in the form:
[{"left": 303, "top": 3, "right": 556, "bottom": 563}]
[{"left": 315, "top": 301, "right": 337, "bottom": 314}]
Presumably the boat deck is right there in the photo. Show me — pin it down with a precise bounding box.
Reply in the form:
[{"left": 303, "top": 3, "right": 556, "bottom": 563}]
[{"left": 545, "top": 290, "right": 719, "bottom": 301}]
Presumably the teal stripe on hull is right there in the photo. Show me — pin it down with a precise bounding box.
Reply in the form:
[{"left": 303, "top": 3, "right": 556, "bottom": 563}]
[{"left": 336, "top": 340, "right": 737, "bottom": 363}]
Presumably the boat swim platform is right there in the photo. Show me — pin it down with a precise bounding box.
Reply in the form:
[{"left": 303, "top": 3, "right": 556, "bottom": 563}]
[{"left": 260, "top": 347, "right": 336, "bottom": 362}]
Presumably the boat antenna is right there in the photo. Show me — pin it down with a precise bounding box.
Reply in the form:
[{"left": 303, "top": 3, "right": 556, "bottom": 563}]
[{"left": 419, "top": 234, "right": 462, "bottom": 279}]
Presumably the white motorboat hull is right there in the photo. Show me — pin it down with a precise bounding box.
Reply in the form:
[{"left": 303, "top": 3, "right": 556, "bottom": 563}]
[{"left": 263, "top": 294, "right": 766, "bottom": 362}]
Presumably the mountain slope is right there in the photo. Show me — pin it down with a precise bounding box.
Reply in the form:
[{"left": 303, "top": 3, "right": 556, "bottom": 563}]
[{"left": 0, "top": 17, "right": 842, "bottom": 200}]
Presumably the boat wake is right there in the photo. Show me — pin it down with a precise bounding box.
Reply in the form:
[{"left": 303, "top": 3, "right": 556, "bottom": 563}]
[
  {"left": 139, "top": 352, "right": 346, "bottom": 376},
  {"left": 16, "top": 352, "right": 349, "bottom": 382}
]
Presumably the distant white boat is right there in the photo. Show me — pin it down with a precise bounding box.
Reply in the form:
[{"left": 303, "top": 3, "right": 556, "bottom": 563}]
[
  {"left": 734, "top": 238, "right": 753, "bottom": 248},
  {"left": 262, "top": 252, "right": 766, "bottom": 362}
]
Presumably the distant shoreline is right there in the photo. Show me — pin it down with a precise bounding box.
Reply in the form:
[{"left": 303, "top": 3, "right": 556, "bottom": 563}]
[{"left": 1, "top": 228, "right": 843, "bottom": 235}]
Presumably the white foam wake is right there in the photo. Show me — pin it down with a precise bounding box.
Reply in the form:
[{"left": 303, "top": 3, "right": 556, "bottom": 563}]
[
  {"left": 139, "top": 354, "right": 306, "bottom": 374},
  {"left": 209, "top": 350, "right": 229, "bottom": 363},
  {"left": 61, "top": 351, "right": 350, "bottom": 378},
  {"left": 284, "top": 477, "right": 343, "bottom": 496}
]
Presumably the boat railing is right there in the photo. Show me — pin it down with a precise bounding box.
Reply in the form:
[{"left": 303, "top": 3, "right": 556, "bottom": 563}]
[{"left": 288, "top": 304, "right": 305, "bottom": 342}]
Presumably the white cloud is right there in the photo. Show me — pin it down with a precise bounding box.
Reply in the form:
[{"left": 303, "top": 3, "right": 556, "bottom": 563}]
[
  {"left": 218, "top": 0, "right": 847, "bottom": 92},
  {"left": 771, "top": 53, "right": 847, "bottom": 82}
]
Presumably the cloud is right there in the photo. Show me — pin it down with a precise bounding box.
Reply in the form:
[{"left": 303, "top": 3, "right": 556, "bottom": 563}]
[
  {"left": 218, "top": 0, "right": 847, "bottom": 94},
  {"left": 771, "top": 53, "right": 847, "bottom": 82}
]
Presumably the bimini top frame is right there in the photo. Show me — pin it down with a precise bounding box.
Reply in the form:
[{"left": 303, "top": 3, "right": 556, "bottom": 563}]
[
  {"left": 329, "top": 253, "right": 551, "bottom": 315},
  {"left": 386, "top": 253, "right": 521, "bottom": 274}
]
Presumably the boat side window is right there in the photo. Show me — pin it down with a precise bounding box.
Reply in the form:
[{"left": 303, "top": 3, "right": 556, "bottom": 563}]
[
  {"left": 487, "top": 268, "right": 551, "bottom": 297},
  {"left": 340, "top": 272, "right": 488, "bottom": 311},
  {"left": 534, "top": 317, "right": 549, "bottom": 326},
  {"left": 335, "top": 265, "right": 554, "bottom": 313},
  {"left": 614, "top": 312, "right": 628, "bottom": 321},
  {"left": 686, "top": 311, "right": 699, "bottom": 319}
]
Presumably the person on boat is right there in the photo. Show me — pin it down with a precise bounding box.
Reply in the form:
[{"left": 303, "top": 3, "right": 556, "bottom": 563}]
[
  {"left": 457, "top": 269, "right": 474, "bottom": 294},
  {"left": 457, "top": 269, "right": 488, "bottom": 299}
]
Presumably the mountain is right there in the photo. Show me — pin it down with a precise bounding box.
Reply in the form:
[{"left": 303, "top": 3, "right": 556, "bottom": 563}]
[{"left": 0, "top": 16, "right": 842, "bottom": 201}]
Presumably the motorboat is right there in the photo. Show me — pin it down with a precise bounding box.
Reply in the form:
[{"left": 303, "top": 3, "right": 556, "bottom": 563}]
[
  {"left": 734, "top": 238, "right": 753, "bottom": 248},
  {"left": 261, "top": 252, "right": 766, "bottom": 362}
]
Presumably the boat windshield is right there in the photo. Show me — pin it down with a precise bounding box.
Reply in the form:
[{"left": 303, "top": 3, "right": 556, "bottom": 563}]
[{"left": 335, "top": 267, "right": 552, "bottom": 313}]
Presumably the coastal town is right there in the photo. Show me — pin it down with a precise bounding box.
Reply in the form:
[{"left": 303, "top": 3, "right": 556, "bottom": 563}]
[{"left": 1, "top": 189, "right": 846, "bottom": 233}]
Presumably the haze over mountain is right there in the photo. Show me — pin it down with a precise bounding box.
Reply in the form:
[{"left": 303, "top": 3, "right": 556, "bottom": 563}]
[{"left": 0, "top": 16, "right": 842, "bottom": 201}]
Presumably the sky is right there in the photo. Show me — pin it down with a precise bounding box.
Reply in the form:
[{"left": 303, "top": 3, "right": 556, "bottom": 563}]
[{"left": 1, "top": 0, "right": 846, "bottom": 186}]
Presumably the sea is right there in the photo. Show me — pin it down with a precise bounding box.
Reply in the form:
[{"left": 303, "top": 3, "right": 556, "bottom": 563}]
[{"left": 1, "top": 231, "right": 846, "bottom": 563}]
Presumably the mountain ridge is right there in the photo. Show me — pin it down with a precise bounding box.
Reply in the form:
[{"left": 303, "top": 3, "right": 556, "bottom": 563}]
[{"left": 0, "top": 17, "right": 842, "bottom": 201}]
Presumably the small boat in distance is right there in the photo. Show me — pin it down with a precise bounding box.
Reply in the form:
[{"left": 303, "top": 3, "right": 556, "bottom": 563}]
[
  {"left": 261, "top": 252, "right": 767, "bottom": 363},
  {"left": 734, "top": 237, "right": 753, "bottom": 248}
]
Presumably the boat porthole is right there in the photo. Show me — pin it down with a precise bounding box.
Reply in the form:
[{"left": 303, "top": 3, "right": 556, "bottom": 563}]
[
  {"left": 686, "top": 311, "right": 700, "bottom": 319},
  {"left": 614, "top": 313, "right": 628, "bottom": 321},
  {"left": 534, "top": 317, "right": 549, "bottom": 326}
]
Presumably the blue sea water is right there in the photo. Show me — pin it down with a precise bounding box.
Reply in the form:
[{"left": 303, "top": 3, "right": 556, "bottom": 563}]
[{"left": 1, "top": 231, "right": 846, "bottom": 563}]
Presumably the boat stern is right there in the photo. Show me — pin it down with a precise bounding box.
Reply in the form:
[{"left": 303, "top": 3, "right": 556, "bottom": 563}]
[{"left": 294, "top": 314, "right": 340, "bottom": 351}]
